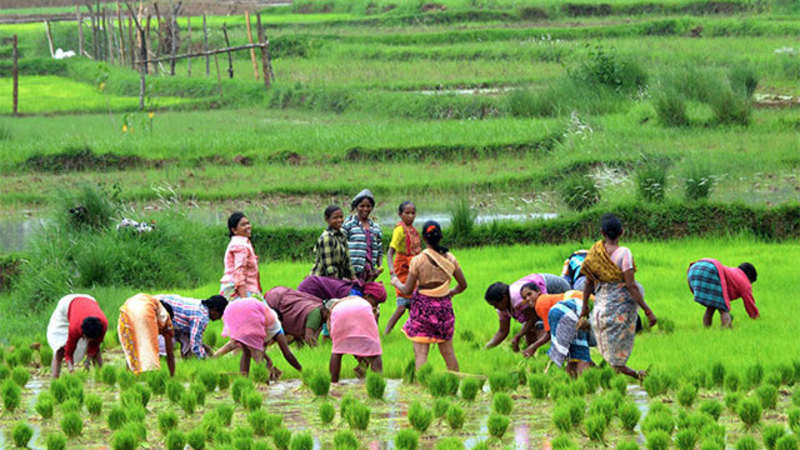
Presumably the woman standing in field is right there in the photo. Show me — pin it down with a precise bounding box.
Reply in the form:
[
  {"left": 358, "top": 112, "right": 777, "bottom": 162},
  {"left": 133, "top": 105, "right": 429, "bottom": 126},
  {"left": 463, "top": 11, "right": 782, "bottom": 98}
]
[
  {"left": 327, "top": 294, "right": 384, "bottom": 382},
  {"left": 264, "top": 286, "right": 325, "bottom": 347},
  {"left": 46, "top": 294, "right": 108, "bottom": 378},
  {"left": 220, "top": 212, "right": 262, "bottom": 301},
  {"left": 311, "top": 205, "right": 355, "bottom": 280},
  {"left": 220, "top": 297, "right": 303, "bottom": 379},
  {"left": 579, "top": 214, "right": 657, "bottom": 380},
  {"left": 391, "top": 221, "right": 467, "bottom": 371},
  {"left": 118, "top": 293, "right": 176, "bottom": 376},
  {"left": 384, "top": 201, "right": 422, "bottom": 335},
  {"left": 343, "top": 189, "right": 383, "bottom": 282},
  {"left": 687, "top": 259, "right": 758, "bottom": 327},
  {"left": 484, "top": 272, "right": 570, "bottom": 351}
]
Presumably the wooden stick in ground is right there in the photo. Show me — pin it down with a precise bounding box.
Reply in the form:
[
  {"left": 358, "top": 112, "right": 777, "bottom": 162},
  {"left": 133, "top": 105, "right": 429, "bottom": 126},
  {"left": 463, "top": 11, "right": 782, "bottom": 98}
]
[
  {"left": 128, "top": 15, "right": 135, "bottom": 70},
  {"left": 202, "top": 13, "right": 209, "bottom": 76},
  {"left": 186, "top": 15, "right": 192, "bottom": 76},
  {"left": 76, "top": 5, "right": 84, "bottom": 57},
  {"left": 221, "top": 23, "right": 233, "bottom": 78},
  {"left": 104, "top": 8, "right": 114, "bottom": 63},
  {"left": 86, "top": 2, "right": 98, "bottom": 59},
  {"left": 256, "top": 13, "right": 271, "bottom": 88},
  {"left": 43, "top": 21, "right": 55, "bottom": 57},
  {"left": 135, "top": 43, "right": 264, "bottom": 64},
  {"left": 168, "top": 3, "right": 177, "bottom": 76},
  {"left": 139, "top": 28, "right": 147, "bottom": 110},
  {"left": 117, "top": 3, "right": 125, "bottom": 64},
  {"left": 245, "top": 11, "right": 258, "bottom": 80},
  {"left": 12, "top": 35, "right": 18, "bottom": 116},
  {"left": 214, "top": 53, "right": 223, "bottom": 97},
  {"left": 144, "top": 14, "right": 152, "bottom": 73}
]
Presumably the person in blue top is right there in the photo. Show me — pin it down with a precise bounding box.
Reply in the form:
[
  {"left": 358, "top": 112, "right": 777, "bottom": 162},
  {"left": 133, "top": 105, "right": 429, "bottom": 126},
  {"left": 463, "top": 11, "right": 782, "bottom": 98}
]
[
  {"left": 561, "top": 250, "right": 589, "bottom": 291},
  {"left": 342, "top": 189, "right": 383, "bottom": 282}
]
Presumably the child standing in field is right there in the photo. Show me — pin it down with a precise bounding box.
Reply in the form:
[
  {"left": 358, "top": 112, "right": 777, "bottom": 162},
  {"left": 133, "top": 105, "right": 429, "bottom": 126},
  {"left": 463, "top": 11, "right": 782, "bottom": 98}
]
[
  {"left": 310, "top": 205, "right": 355, "bottom": 280},
  {"left": 384, "top": 201, "right": 421, "bottom": 335}
]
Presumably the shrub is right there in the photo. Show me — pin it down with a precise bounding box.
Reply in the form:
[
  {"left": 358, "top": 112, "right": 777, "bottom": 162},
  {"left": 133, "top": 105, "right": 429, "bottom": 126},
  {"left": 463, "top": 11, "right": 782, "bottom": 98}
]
[
  {"left": 493, "top": 392, "right": 513, "bottom": 415},
  {"left": 446, "top": 404, "right": 466, "bottom": 430},
  {"left": 181, "top": 391, "right": 197, "bottom": 416},
  {"left": 709, "top": 87, "right": 751, "bottom": 125},
  {"left": 585, "top": 413, "right": 607, "bottom": 442},
  {"left": 433, "top": 398, "right": 451, "bottom": 418},
  {"left": 408, "top": 401, "right": 433, "bottom": 433},
  {"left": 61, "top": 411, "right": 83, "bottom": 438},
  {"left": 290, "top": 432, "right": 314, "bottom": 450},
  {"left": 636, "top": 161, "right": 668, "bottom": 203},
  {"left": 36, "top": 391, "right": 55, "bottom": 419},
  {"left": 738, "top": 398, "right": 762, "bottom": 428},
  {"left": 11, "top": 366, "right": 30, "bottom": 387},
  {"left": 187, "top": 429, "right": 206, "bottom": 450},
  {"left": 334, "top": 430, "right": 359, "bottom": 450},
  {"left": 552, "top": 435, "right": 578, "bottom": 450},
  {"left": 764, "top": 424, "right": 787, "bottom": 450},
  {"left": 699, "top": 400, "right": 723, "bottom": 421},
  {"left": 676, "top": 428, "right": 699, "bottom": 450},
  {"left": 654, "top": 89, "right": 689, "bottom": 127},
  {"left": 245, "top": 390, "right": 263, "bottom": 411},
  {"left": 569, "top": 45, "right": 647, "bottom": 93},
  {"left": 215, "top": 404, "right": 235, "bottom": 426},
  {"left": 647, "top": 430, "right": 671, "bottom": 450},
  {"left": 158, "top": 410, "right": 179, "bottom": 436},
  {"left": 100, "top": 365, "right": 117, "bottom": 386},
  {"left": 346, "top": 402, "right": 370, "bottom": 430},
  {"left": 46, "top": 432, "right": 68, "bottom": 450},
  {"left": 111, "top": 428, "right": 137, "bottom": 450},
  {"left": 619, "top": 402, "right": 641, "bottom": 431},
  {"left": 777, "top": 435, "right": 799, "bottom": 450},
  {"left": 461, "top": 377, "right": 480, "bottom": 400},
  {"left": 166, "top": 379, "right": 184, "bottom": 404},
  {"left": 2, "top": 378, "right": 21, "bottom": 410},
  {"left": 487, "top": 413, "right": 510, "bottom": 438},
  {"left": 725, "top": 392, "right": 743, "bottom": 412},
  {"left": 197, "top": 368, "right": 217, "bottom": 392},
  {"left": 251, "top": 363, "right": 270, "bottom": 384},
  {"left": 86, "top": 393, "right": 103, "bottom": 415},
  {"left": 107, "top": 404, "right": 128, "bottom": 430},
  {"left": 272, "top": 427, "right": 292, "bottom": 450},
  {"left": 319, "top": 401, "right": 335, "bottom": 424},
  {"left": 167, "top": 430, "right": 186, "bottom": 450},
  {"left": 394, "top": 429, "right": 419, "bottom": 450},
  {"left": 736, "top": 436, "right": 759, "bottom": 450},
  {"left": 756, "top": 384, "right": 778, "bottom": 409},
  {"left": 12, "top": 421, "right": 34, "bottom": 447},
  {"left": 560, "top": 177, "right": 599, "bottom": 211},
  {"left": 366, "top": 372, "right": 386, "bottom": 400}
]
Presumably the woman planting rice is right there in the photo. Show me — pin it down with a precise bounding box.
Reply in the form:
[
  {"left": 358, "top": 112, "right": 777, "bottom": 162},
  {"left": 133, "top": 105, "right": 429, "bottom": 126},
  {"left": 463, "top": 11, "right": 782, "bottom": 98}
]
[
  {"left": 47, "top": 294, "right": 108, "bottom": 378},
  {"left": 384, "top": 201, "right": 421, "bottom": 335},
  {"left": 579, "top": 214, "right": 657, "bottom": 380},
  {"left": 560, "top": 249, "right": 589, "bottom": 291},
  {"left": 687, "top": 259, "right": 758, "bottom": 327},
  {"left": 343, "top": 189, "right": 383, "bottom": 282},
  {"left": 327, "top": 294, "right": 384, "bottom": 382},
  {"left": 311, "top": 205, "right": 355, "bottom": 280},
  {"left": 118, "top": 293, "right": 175, "bottom": 376},
  {"left": 153, "top": 294, "right": 228, "bottom": 358},
  {"left": 264, "top": 287, "right": 325, "bottom": 347},
  {"left": 391, "top": 221, "right": 467, "bottom": 371},
  {"left": 297, "top": 275, "right": 365, "bottom": 300},
  {"left": 484, "top": 273, "right": 570, "bottom": 351},
  {"left": 220, "top": 212, "right": 262, "bottom": 300},
  {"left": 220, "top": 297, "right": 302, "bottom": 378}
]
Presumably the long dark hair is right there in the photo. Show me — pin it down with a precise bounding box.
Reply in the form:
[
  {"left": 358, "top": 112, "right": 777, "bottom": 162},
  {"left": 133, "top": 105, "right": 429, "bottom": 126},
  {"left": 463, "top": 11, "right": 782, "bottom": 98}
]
[
  {"left": 227, "top": 212, "right": 246, "bottom": 238},
  {"left": 422, "top": 220, "right": 448, "bottom": 255}
]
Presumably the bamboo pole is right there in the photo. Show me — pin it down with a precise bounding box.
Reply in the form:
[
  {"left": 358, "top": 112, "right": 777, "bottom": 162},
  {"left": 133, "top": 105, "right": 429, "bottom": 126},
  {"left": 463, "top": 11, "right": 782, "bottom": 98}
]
[
  {"left": 87, "top": 2, "right": 98, "bottom": 59},
  {"left": 256, "top": 13, "right": 271, "bottom": 89},
  {"left": 43, "top": 21, "right": 55, "bottom": 57},
  {"left": 245, "top": 11, "right": 258, "bottom": 80},
  {"left": 76, "top": 6, "right": 84, "bottom": 57},
  {"left": 202, "top": 13, "right": 209, "bottom": 76},
  {"left": 12, "top": 35, "right": 18, "bottom": 116},
  {"left": 222, "top": 23, "right": 233, "bottom": 79},
  {"left": 135, "top": 43, "right": 265, "bottom": 64},
  {"left": 186, "top": 16, "right": 191, "bottom": 76}
]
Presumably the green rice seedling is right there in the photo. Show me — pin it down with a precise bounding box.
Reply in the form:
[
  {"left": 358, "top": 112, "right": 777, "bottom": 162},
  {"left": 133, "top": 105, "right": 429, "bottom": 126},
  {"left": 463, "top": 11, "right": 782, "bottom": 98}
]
[
  {"left": 146, "top": 370, "right": 168, "bottom": 395},
  {"left": 428, "top": 372, "right": 451, "bottom": 397},
  {"left": 657, "top": 317, "right": 676, "bottom": 334},
  {"left": 550, "top": 383, "right": 571, "bottom": 403},
  {"left": 100, "top": 365, "right": 117, "bottom": 386},
  {"left": 340, "top": 394, "right": 357, "bottom": 420},
  {"left": 784, "top": 363, "right": 800, "bottom": 385},
  {"left": 394, "top": 429, "right": 419, "bottom": 450},
  {"left": 402, "top": 359, "right": 416, "bottom": 384},
  {"left": 699, "top": 400, "right": 723, "bottom": 421},
  {"left": 126, "top": 405, "right": 147, "bottom": 423},
  {"left": 445, "top": 373, "right": 460, "bottom": 395},
  {"left": 617, "top": 441, "right": 639, "bottom": 450},
  {"left": 528, "top": 374, "right": 549, "bottom": 399},
  {"left": 690, "top": 369, "right": 709, "bottom": 389},
  {"left": 764, "top": 424, "right": 787, "bottom": 450},
  {"left": 50, "top": 378, "right": 67, "bottom": 403},
  {"left": 585, "top": 413, "right": 607, "bottom": 442},
  {"left": 135, "top": 383, "right": 151, "bottom": 407},
  {"left": 111, "top": 428, "right": 137, "bottom": 450},
  {"left": 232, "top": 377, "right": 255, "bottom": 404},
  {"left": 4, "top": 352, "right": 19, "bottom": 367},
  {"left": 433, "top": 398, "right": 451, "bottom": 418},
  {"left": 181, "top": 390, "right": 197, "bottom": 416},
  {"left": 11, "top": 366, "right": 30, "bottom": 387},
  {"left": 777, "top": 436, "right": 799, "bottom": 450},
  {"left": 61, "top": 411, "right": 83, "bottom": 438},
  {"left": 366, "top": 372, "right": 386, "bottom": 399},
  {"left": 67, "top": 383, "right": 84, "bottom": 405},
  {"left": 435, "top": 437, "right": 465, "bottom": 450},
  {"left": 649, "top": 402, "right": 669, "bottom": 415},
  {"left": 487, "top": 413, "right": 510, "bottom": 439},
  {"left": 215, "top": 404, "right": 235, "bottom": 426},
  {"left": 214, "top": 430, "right": 232, "bottom": 445},
  {"left": 513, "top": 368, "right": 527, "bottom": 387},
  {"left": 319, "top": 401, "right": 335, "bottom": 424},
  {"left": 251, "top": 363, "right": 270, "bottom": 384},
  {"left": 187, "top": 429, "right": 206, "bottom": 450},
  {"left": 552, "top": 435, "right": 578, "bottom": 450},
  {"left": 197, "top": 368, "right": 217, "bottom": 392},
  {"left": 560, "top": 177, "right": 599, "bottom": 212},
  {"left": 725, "top": 372, "right": 740, "bottom": 392},
  {"left": 489, "top": 372, "right": 514, "bottom": 393},
  {"left": 46, "top": 432, "right": 67, "bottom": 450},
  {"left": 677, "top": 382, "right": 698, "bottom": 406},
  {"left": 582, "top": 369, "right": 600, "bottom": 393},
  {"left": 272, "top": 427, "right": 292, "bottom": 450},
  {"left": 569, "top": 379, "right": 588, "bottom": 397},
  {"left": 642, "top": 410, "right": 674, "bottom": 435},
  {"left": 334, "top": 430, "right": 359, "bottom": 450},
  {"left": 158, "top": 410, "right": 179, "bottom": 436},
  {"left": 646, "top": 430, "right": 671, "bottom": 450},
  {"left": 218, "top": 373, "right": 231, "bottom": 390},
  {"left": 346, "top": 402, "right": 370, "bottom": 430},
  {"left": 738, "top": 398, "right": 762, "bottom": 428},
  {"left": 249, "top": 410, "right": 269, "bottom": 436},
  {"left": 234, "top": 435, "right": 255, "bottom": 450},
  {"left": 167, "top": 430, "right": 187, "bottom": 450},
  {"left": 446, "top": 404, "right": 466, "bottom": 430},
  {"left": 290, "top": 432, "right": 314, "bottom": 450},
  {"left": 12, "top": 421, "right": 34, "bottom": 447},
  {"left": 191, "top": 381, "right": 207, "bottom": 406},
  {"left": 86, "top": 393, "right": 103, "bottom": 415},
  {"left": 589, "top": 396, "right": 615, "bottom": 425},
  {"left": 0, "top": 365, "right": 8, "bottom": 381},
  {"left": 308, "top": 371, "right": 331, "bottom": 396},
  {"left": 653, "top": 89, "right": 689, "bottom": 127},
  {"left": 566, "top": 398, "right": 585, "bottom": 427},
  {"left": 118, "top": 370, "right": 135, "bottom": 389},
  {"left": 766, "top": 372, "right": 783, "bottom": 388},
  {"left": 408, "top": 401, "right": 433, "bottom": 433},
  {"left": 611, "top": 376, "right": 627, "bottom": 396},
  {"left": 725, "top": 392, "right": 743, "bottom": 412},
  {"left": 789, "top": 408, "right": 800, "bottom": 433},
  {"left": 245, "top": 390, "right": 263, "bottom": 411},
  {"left": 493, "top": 392, "right": 513, "bottom": 415},
  {"left": 676, "top": 428, "right": 699, "bottom": 450},
  {"left": 736, "top": 436, "right": 759, "bottom": 450},
  {"left": 107, "top": 404, "right": 128, "bottom": 430},
  {"left": 618, "top": 402, "right": 641, "bottom": 431},
  {"left": 702, "top": 437, "right": 726, "bottom": 450},
  {"left": 166, "top": 379, "right": 184, "bottom": 404},
  {"left": 416, "top": 363, "right": 433, "bottom": 386},
  {"left": 552, "top": 405, "right": 573, "bottom": 433},
  {"left": 745, "top": 363, "right": 764, "bottom": 388},
  {"left": 756, "top": 384, "right": 778, "bottom": 409},
  {"left": 15, "top": 347, "right": 33, "bottom": 366},
  {"left": 710, "top": 362, "right": 726, "bottom": 387},
  {"left": 792, "top": 388, "right": 800, "bottom": 408},
  {"left": 644, "top": 373, "right": 668, "bottom": 398},
  {"left": 36, "top": 391, "right": 55, "bottom": 419},
  {"left": 461, "top": 376, "right": 480, "bottom": 400},
  {"left": 2, "top": 378, "right": 21, "bottom": 410}
]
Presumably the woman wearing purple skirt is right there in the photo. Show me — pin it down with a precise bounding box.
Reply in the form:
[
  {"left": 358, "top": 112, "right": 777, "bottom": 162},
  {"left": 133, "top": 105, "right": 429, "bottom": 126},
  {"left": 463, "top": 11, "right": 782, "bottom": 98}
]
[{"left": 391, "top": 221, "right": 467, "bottom": 371}]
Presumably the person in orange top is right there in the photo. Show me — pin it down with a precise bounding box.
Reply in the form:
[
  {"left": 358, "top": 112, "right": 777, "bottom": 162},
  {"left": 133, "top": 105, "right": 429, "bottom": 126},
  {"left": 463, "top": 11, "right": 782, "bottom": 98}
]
[{"left": 384, "top": 201, "right": 421, "bottom": 335}]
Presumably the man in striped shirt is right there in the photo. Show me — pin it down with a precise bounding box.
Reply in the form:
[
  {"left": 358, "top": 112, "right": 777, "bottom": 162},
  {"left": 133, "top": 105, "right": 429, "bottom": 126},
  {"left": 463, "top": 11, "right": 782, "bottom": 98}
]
[{"left": 154, "top": 294, "right": 228, "bottom": 358}]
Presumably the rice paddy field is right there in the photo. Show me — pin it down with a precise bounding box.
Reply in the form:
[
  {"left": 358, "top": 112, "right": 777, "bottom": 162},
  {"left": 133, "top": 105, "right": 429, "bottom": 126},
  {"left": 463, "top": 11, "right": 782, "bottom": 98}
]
[{"left": 1, "top": 0, "right": 800, "bottom": 448}]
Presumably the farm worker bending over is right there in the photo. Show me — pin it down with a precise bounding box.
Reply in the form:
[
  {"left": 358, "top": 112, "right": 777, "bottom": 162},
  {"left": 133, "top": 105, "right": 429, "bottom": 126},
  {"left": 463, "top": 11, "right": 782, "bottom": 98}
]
[
  {"left": 220, "top": 211, "right": 262, "bottom": 301},
  {"left": 561, "top": 249, "right": 589, "bottom": 291},
  {"left": 297, "top": 275, "right": 386, "bottom": 341},
  {"left": 343, "top": 189, "right": 384, "bottom": 282},
  {"left": 326, "top": 292, "right": 386, "bottom": 382},
  {"left": 118, "top": 293, "right": 176, "bottom": 376},
  {"left": 484, "top": 273, "right": 570, "bottom": 351},
  {"left": 384, "top": 201, "right": 422, "bottom": 335},
  {"left": 579, "top": 214, "right": 657, "bottom": 380},
  {"left": 687, "top": 259, "right": 759, "bottom": 328},
  {"left": 46, "top": 294, "right": 108, "bottom": 378},
  {"left": 391, "top": 221, "right": 467, "bottom": 371},
  {"left": 264, "top": 287, "right": 325, "bottom": 347},
  {"left": 311, "top": 205, "right": 355, "bottom": 280},
  {"left": 154, "top": 294, "right": 228, "bottom": 358},
  {"left": 219, "top": 297, "right": 302, "bottom": 379},
  {"left": 520, "top": 287, "right": 597, "bottom": 377}
]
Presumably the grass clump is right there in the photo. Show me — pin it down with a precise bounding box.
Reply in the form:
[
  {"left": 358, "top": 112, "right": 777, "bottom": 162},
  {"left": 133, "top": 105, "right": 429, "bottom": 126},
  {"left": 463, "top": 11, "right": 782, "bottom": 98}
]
[
  {"left": 186, "top": 429, "right": 206, "bottom": 450},
  {"left": 756, "top": 384, "right": 778, "bottom": 409},
  {"left": 11, "top": 366, "right": 30, "bottom": 387},
  {"left": 776, "top": 436, "right": 799, "bottom": 450},
  {"left": 636, "top": 160, "right": 668, "bottom": 203},
  {"left": 289, "top": 432, "right": 314, "bottom": 450},
  {"left": 699, "top": 399, "right": 723, "bottom": 421},
  {"left": 166, "top": 430, "right": 186, "bottom": 450},
  {"left": 685, "top": 164, "right": 715, "bottom": 202},
  {"left": 272, "top": 427, "right": 292, "bottom": 450},
  {"left": 735, "top": 436, "right": 759, "bottom": 450},
  {"left": 560, "top": 177, "right": 599, "bottom": 211},
  {"left": 45, "top": 432, "right": 68, "bottom": 450},
  {"left": 334, "top": 430, "right": 359, "bottom": 449},
  {"left": 642, "top": 409, "right": 674, "bottom": 436},
  {"left": 166, "top": 379, "right": 184, "bottom": 404},
  {"left": 100, "top": 364, "right": 117, "bottom": 386},
  {"left": 460, "top": 376, "right": 480, "bottom": 401},
  {"left": 435, "top": 437, "right": 465, "bottom": 450},
  {"left": 446, "top": 404, "right": 466, "bottom": 430},
  {"left": 789, "top": 407, "right": 800, "bottom": 434},
  {"left": 49, "top": 378, "right": 68, "bottom": 403},
  {"left": 618, "top": 441, "right": 639, "bottom": 450},
  {"left": 408, "top": 401, "right": 433, "bottom": 433},
  {"left": 319, "top": 401, "right": 335, "bottom": 424},
  {"left": 738, "top": 397, "right": 762, "bottom": 428},
  {"left": 552, "top": 435, "right": 578, "bottom": 450},
  {"left": 245, "top": 390, "right": 263, "bottom": 411},
  {"left": 492, "top": 392, "right": 513, "bottom": 415},
  {"left": 433, "top": 398, "right": 451, "bottom": 418},
  {"left": 86, "top": 393, "right": 103, "bottom": 415},
  {"left": 745, "top": 363, "right": 764, "bottom": 388},
  {"left": 107, "top": 404, "right": 128, "bottom": 430},
  {"left": 181, "top": 391, "right": 197, "bottom": 416},
  {"left": 528, "top": 373, "right": 549, "bottom": 399},
  {"left": 366, "top": 371, "right": 386, "bottom": 399},
  {"left": 60, "top": 398, "right": 81, "bottom": 414},
  {"left": 711, "top": 362, "right": 726, "bottom": 386},
  {"left": 2, "top": 378, "right": 21, "bottom": 411},
  {"left": 308, "top": 371, "right": 331, "bottom": 396},
  {"left": 449, "top": 199, "right": 477, "bottom": 243},
  {"left": 346, "top": 401, "right": 370, "bottom": 430},
  {"left": 60, "top": 411, "right": 83, "bottom": 438},
  {"left": 36, "top": 391, "right": 55, "bottom": 419},
  {"left": 394, "top": 429, "right": 419, "bottom": 450},
  {"left": 725, "top": 372, "right": 740, "bottom": 392},
  {"left": 585, "top": 414, "right": 607, "bottom": 442},
  {"left": 675, "top": 428, "right": 699, "bottom": 450},
  {"left": 12, "top": 421, "right": 34, "bottom": 448},
  {"left": 158, "top": 410, "right": 179, "bottom": 436},
  {"left": 646, "top": 430, "right": 671, "bottom": 450},
  {"left": 487, "top": 413, "right": 510, "bottom": 439},
  {"left": 111, "top": 428, "right": 138, "bottom": 450},
  {"left": 248, "top": 410, "right": 269, "bottom": 436},
  {"left": 232, "top": 377, "right": 254, "bottom": 404},
  {"left": 653, "top": 88, "right": 688, "bottom": 127},
  {"left": 725, "top": 392, "right": 743, "bottom": 412},
  {"left": 429, "top": 372, "right": 459, "bottom": 397},
  {"left": 618, "top": 402, "right": 641, "bottom": 431},
  {"left": 197, "top": 368, "right": 217, "bottom": 392},
  {"left": 569, "top": 45, "right": 647, "bottom": 93},
  {"left": 214, "top": 404, "right": 235, "bottom": 426},
  {"left": 763, "top": 424, "right": 787, "bottom": 450},
  {"left": 552, "top": 405, "right": 573, "bottom": 433},
  {"left": 251, "top": 363, "right": 270, "bottom": 384},
  {"left": 146, "top": 370, "right": 168, "bottom": 395}
]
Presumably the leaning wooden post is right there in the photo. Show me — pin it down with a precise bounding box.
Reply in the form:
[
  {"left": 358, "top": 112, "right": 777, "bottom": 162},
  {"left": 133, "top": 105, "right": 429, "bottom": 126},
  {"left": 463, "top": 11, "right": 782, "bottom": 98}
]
[
  {"left": 256, "top": 13, "right": 271, "bottom": 89},
  {"left": 86, "top": 2, "right": 98, "bottom": 59},
  {"left": 202, "top": 13, "right": 209, "bottom": 76},
  {"left": 222, "top": 23, "right": 234, "bottom": 79},
  {"left": 128, "top": 15, "right": 135, "bottom": 69},
  {"left": 43, "top": 21, "right": 55, "bottom": 57},
  {"left": 139, "top": 28, "right": 146, "bottom": 110},
  {"left": 12, "top": 35, "right": 18, "bottom": 116},
  {"left": 186, "top": 15, "right": 192, "bottom": 76},
  {"left": 117, "top": 3, "right": 125, "bottom": 64},
  {"left": 144, "top": 14, "right": 152, "bottom": 73},
  {"left": 76, "top": 6, "right": 84, "bottom": 57},
  {"left": 245, "top": 11, "right": 258, "bottom": 80}
]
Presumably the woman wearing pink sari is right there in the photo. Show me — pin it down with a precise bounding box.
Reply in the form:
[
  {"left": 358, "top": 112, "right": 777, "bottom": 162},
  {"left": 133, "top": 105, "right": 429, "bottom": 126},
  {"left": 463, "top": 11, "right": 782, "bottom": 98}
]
[{"left": 326, "top": 286, "right": 386, "bottom": 382}]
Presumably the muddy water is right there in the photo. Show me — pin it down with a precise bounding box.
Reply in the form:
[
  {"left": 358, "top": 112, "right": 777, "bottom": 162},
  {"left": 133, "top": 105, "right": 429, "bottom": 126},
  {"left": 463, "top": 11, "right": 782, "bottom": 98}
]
[{"left": 628, "top": 383, "right": 650, "bottom": 444}]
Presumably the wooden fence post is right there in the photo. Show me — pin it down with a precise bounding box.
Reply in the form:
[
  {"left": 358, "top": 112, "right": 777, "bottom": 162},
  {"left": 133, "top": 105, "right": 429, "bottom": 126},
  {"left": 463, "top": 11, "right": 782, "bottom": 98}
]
[
  {"left": 169, "top": 5, "right": 177, "bottom": 75},
  {"left": 256, "top": 14, "right": 271, "bottom": 89},
  {"left": 117, "top": 3, "right": 125, "bottom": 64},
  {"left": 128, "top": 16, "right": 135, "bottom": 69},
  {"left": 245, "top": 11, "right": 258, "bottom": 80},
  {"left": 104, "top": 9, "right": 114, "bottom": 62},
  {"left": 76, "top": 6, "right": 84, "bottom": 57},
  {"left": 87, "top": 2, "right": 98, "bottom": 59},
  {"left": 186, "top": 16, "right": 192, "bottom": 76},
  {"left": 214, "top": 53, "right": 223, "bottom": 96},
  {"left": 43, "top": 21, "right": 55, "bottom": 57},
  {"left": 222, "top": 23, "right": 233, "bottom": 79},
  {"left": 12, "top": 35, "right": 18, "bottom": 116}
]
